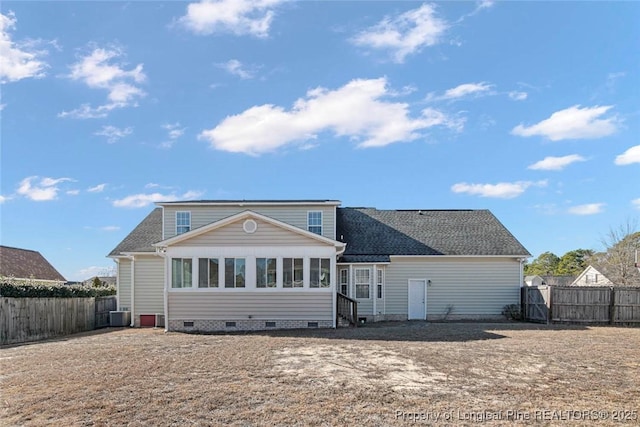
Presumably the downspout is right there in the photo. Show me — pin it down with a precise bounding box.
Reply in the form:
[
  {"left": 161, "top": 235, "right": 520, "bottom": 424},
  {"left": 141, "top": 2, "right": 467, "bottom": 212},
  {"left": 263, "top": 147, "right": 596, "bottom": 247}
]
[
  {"left": 156, "top": 247, "right": 169, "bottom": 333},
  {"left": 125, "top": 255, "right": 135, "bottom": 327},
  {"left": 113, "top": 258, "right": 121, "bottom": 310}
]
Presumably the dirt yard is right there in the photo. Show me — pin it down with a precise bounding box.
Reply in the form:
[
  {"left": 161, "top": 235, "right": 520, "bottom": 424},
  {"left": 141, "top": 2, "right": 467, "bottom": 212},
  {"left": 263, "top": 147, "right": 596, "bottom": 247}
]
[{"left": 1, "top": 322, "right": 639, "bottom": 426}]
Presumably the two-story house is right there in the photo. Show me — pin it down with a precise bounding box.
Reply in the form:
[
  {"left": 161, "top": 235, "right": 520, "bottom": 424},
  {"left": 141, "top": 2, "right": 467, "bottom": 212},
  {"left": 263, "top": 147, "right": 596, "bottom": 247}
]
[{"left": 108, "top": 200, "right": 530, "bottom": 331}]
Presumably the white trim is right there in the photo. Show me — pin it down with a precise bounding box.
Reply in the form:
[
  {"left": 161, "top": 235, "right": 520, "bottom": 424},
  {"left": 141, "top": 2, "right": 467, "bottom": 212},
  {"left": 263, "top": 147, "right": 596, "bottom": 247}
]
[
  {"left": 391, "top": 255, "right": 530, "bottom": 259},
  {"left": 155, "top": 210, "right": 345, "bottom": 249},
  {"left": 161, "top": 206, "right": 165, "bottom": 241},
  {"left": 113, "top": 258, "right": 121, "bottom": 310},
  {"left": 407, "top": 278, "right": 427, "bottom": 320},
  {"left": 164, "top": 254, "right": 169, "bottom": 332},
  {"left": 372, "top": 264, "right": 377, "bottom": 315},
  {"left": 354, "top": 267, "right": 371, "bottom": 300}
]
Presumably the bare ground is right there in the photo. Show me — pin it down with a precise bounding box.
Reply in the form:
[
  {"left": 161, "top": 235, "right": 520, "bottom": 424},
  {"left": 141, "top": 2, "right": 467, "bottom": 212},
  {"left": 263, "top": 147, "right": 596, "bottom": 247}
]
[{"left": 1, "top": 322, "right": 639, "bottom": 426}]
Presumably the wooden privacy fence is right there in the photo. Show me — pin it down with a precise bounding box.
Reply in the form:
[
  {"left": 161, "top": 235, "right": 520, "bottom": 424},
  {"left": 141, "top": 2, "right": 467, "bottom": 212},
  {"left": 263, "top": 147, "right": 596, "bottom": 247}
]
[
  {"left": 522, "top": 286, "right": 640, "bottom": 324},
  {"left": 0, "top": 296, "right": 117, "bottom": 345}
]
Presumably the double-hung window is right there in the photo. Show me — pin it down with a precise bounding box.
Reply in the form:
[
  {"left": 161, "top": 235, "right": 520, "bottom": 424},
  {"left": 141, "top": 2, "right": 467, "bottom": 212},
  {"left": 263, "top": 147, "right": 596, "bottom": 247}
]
[
  {"left": 172, "top": 258, "right": 192, "bottom": 288},
  {"left": 198, "top": 258, "right": 219, "bottom": 288},
  {"left": 310, "top": 258, "right": 330, "bottom": 288},
  {"left": 225, "top": 258, "right": 245, "bottom": 288},
  {"left": 377, "top": 269, "right": 383, "bottom": 299},
  {"left": 307, "top": 211, "right": 322, "bottom": 235},
  {"left": 339, "top": 269, "right": 349, "bottom": 295},
  {"left": 355, "top": 268, "right": 370, "bottom": 299},
  {"left": 283, "top": 258, "right": 303, "bottom": 288},
  {"left": 256, "top": 258, "right": 277, "bottom": 288},
  {"left": 176, "top": 211, "right": 191, "bottom": 235}
]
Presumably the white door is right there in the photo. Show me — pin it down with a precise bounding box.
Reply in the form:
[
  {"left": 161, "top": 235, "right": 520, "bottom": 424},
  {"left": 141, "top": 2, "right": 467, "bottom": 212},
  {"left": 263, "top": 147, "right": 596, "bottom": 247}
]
[{"left": 408, "top": 279, "right": 426, "bottom": 320}]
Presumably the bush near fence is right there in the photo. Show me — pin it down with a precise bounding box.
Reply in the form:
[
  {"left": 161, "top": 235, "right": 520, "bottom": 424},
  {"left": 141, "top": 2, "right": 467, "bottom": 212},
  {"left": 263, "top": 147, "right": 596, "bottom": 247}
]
[
  {"left": 0, "top": 281, "right": 118, "bottom": 345},
  {"left": 0, "top": 281, "right": 116, "bottom": 298}
]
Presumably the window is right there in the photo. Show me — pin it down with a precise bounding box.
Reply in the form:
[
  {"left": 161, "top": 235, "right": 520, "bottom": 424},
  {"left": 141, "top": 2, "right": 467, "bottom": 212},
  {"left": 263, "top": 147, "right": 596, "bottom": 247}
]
[
  {"left": 339, "top": 269, "right": 349, "bottom": 295},
  {"left": 307, "top": 211, "right": 322, "bottom": 235},
  {"left": 198, "top": 258, "right": 219, "bottom": 288},
  {"left": 355, "top": 268, "right": 370, "bottom": 299},
  {"left": 283, "top": 258, "right": 303, "bottom": 288},
  {"left": 257, "top": 258, "right": 277, "bottom": 288},
  {"left": 171, "top": 258, "right": 192, "bottom": 288},
  {"left": 377, "top": 269, "right": 383, "bottom": 299},
  {"left": 310, "top": 258, "right": 330, "bottom": 288},
  {"left": 225, "top": 258, "right": 245, "bottom": 288},
  {"left": 176, "top": 211, "right": 191, "bottom": 235}
]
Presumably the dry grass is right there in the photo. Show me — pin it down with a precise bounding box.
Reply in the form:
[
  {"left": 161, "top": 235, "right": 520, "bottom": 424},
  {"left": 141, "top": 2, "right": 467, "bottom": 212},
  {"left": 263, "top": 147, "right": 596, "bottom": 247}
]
[{"left": 1, "top": 322, "right": 639, "bottom": 426}]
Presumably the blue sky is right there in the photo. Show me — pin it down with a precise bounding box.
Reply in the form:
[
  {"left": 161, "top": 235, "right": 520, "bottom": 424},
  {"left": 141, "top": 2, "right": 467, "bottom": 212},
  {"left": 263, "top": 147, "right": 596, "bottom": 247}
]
[{"left": 1, "top": 1, "right": 638, "bottom": 281}]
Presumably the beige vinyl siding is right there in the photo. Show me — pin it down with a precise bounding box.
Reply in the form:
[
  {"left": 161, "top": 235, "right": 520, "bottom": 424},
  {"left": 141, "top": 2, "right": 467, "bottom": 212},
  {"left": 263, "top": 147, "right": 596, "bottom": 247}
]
[
  {"left": 134, "top": 256, "right": 165, "bottom": 315},
  {"left": 385, "top": 257, "right": 521, "bottom": 317},
  {"left": 358, "top": 298, "right": 374, "bottom": 315},
  {"left": 173, "top": 218, "right": 320, "bottom": 247},
  {"left": 117, "top": 259, "right": 132, "bottom": 311},
  {"left": 163, "top": 205, "right": 336, "bottom": 240},
  {"left": 168, "top": 291, "right": 332, "bottom": 320}
]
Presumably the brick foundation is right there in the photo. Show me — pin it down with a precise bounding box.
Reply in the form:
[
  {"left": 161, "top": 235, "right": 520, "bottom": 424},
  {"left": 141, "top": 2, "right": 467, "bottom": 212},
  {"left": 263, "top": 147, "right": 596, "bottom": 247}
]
[{"left": 168, "top": 319, "right": 333, "bottom": 332}]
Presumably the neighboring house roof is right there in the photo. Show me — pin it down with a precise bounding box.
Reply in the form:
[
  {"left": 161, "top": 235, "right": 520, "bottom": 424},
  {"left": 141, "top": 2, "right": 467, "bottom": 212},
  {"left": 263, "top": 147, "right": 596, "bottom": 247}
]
[
  {"left": 157, "top": 200, "right": 341, "bottom": 206},
  {"left": 0, "top": 245, "right": 66, "bottom": 281},
  {"left": 108, "top": 208, "right": 163, "bottom": 256},
  {"left": 540, "top": 275, "right": 576, "bottom": 286},
  {"left": 572, "top": 264, "right": 640, "bottom": 286},
  {"left": 336, "top": 208, "right": 530, "bottom": 262}
]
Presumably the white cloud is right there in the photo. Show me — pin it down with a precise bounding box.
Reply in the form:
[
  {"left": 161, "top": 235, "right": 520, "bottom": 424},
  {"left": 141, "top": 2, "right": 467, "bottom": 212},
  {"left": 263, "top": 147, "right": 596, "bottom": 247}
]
[
  {"left": 101, "top": 225, "right": 120, "bottom": 231},
  {"left": 66, "top": 190, "right": 80, "bottom": 196},
  {"left": 351, "top": 3, "right": 449, "bottom": 63},
  {"left": 528, "top": 154, "right": 586, "bottom": 171},
  {"left": 512, "top": 105, "right": 619, "bottom": 141},
  {"left": 0, "top": 103, "right": 6, "bottom": 111},
  {"left": 451, "top": 180, "right": 547, "bottom": 199},
  {"left": 94, "top": 125, "right": 133, "bottom": 143},
  {"left": 88, "top": 183, "right": 107, "bottom": 193},
  {"left": 508, "top": 91, "right": 527, "bottom": 101},
  {"left": 178, "top": 0, "right": 285, "bottom": 38},
  {"left": 632, "top": 198, "right": 640, "bottom": 210},
  {"left": 0, "top": 195, "right": 7, "bottom": 203},
  {"left": 0, "top": 12, "right": 48, "bottom": 83},
  {"left": 160, "top": 123, "right": 186, "bottom": 149},
  {"left": 113, "top": 190, "right": 204, "bottom": 208},
  {"left": 427, "top": 82, "right": 494, "bottom": 101},
  {"left": 567, "top": 203, "right": 605, "bottom": 215},
  {"left": 17, "top": 176, "right": 74, "bottom": 201},
  {"left": 614, "top": 145, "right": 640, "bottom": 166},
  {"left": 218, "top": 59, "right": 255, "bottom": 79},
  {"left": 199, "top": 77, "right": 463, "bottom": 155},
  {"left": 60, "top": 47, "right": 145, "bottom": 119}
]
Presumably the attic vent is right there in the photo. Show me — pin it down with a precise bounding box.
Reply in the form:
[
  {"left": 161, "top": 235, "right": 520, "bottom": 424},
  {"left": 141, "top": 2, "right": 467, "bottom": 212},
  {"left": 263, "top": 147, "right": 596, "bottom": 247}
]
[{"left": 243, "top": 219, "right": 258, "bottom": 234}]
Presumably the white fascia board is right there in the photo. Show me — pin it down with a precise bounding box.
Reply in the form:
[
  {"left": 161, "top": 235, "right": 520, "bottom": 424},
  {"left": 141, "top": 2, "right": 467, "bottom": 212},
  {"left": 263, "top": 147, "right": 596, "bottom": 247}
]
[
  {"left": 155, "top": 200, "right": 341, "bottom": 207},
  {"left": 154, "top": 210, "right": 345, "bottom": 249},
  {"left": 390, "top": 254, "right": 530, "bottom": 260}
]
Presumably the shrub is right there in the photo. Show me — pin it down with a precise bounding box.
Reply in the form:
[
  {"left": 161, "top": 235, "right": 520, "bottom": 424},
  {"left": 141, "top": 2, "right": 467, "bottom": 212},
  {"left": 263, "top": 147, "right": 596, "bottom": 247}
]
[
  {"left": 0, "top": 280, "right": 116, "bottom": 298},
  {"left": 502, "top": 304, "right": 522, "bottom": 321}
]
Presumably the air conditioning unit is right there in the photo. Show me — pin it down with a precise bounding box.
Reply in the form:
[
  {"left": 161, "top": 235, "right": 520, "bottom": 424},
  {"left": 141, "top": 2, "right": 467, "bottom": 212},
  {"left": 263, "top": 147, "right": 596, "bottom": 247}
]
[
  {"left": 155, "top": 314, "right": 165, "bottom": 328},
  {"left": 110, "top": 311, "right": 131, "bottom": 327}
]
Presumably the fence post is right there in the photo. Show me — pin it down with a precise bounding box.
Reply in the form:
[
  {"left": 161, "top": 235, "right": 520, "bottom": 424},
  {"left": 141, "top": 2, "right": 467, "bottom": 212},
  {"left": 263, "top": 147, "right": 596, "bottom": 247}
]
[
  {"left": 609, "top": 287, "right": 615, "bottom": 325},
  {"left": 547, "top": 286, "right": 552, "bottom": 325}
]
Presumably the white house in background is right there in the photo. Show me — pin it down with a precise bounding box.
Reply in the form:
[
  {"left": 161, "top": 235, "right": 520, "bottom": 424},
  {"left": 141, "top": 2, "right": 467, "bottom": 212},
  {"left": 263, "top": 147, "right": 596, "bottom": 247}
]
[
  {"left": 524, "top": 275, "right": 544, "bottom": 287},
  {"left": 108, "top": 200, "right": 530, "bottom": 331},
  {"left": 571, "top": 265, "right": 613, "bottom": 287}
]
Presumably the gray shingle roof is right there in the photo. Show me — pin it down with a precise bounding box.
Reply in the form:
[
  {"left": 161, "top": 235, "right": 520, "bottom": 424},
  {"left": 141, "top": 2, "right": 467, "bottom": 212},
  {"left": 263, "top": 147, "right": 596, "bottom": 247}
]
[
  {"left": 108, "top": 208, "right": 162, "bottom": 256},
  {"left": 336, "top": 208, "right": 530, "bottom": 258},
  {"left": 0, "top": 245, "right": 66, "bottom": 281},
  {"left": 108, "top": 206, "right": 531, "bottom": 259}
]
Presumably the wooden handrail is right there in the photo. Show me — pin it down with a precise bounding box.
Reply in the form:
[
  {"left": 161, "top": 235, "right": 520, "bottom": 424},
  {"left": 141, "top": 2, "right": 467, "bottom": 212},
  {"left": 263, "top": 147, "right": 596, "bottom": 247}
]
[{"left": 336, "top": 292, "right": 358, "bottom": 327}]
